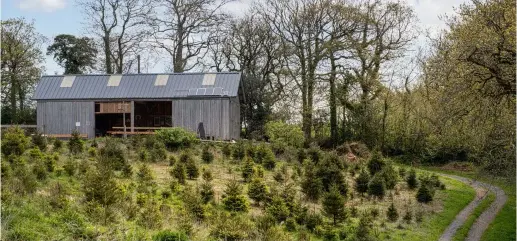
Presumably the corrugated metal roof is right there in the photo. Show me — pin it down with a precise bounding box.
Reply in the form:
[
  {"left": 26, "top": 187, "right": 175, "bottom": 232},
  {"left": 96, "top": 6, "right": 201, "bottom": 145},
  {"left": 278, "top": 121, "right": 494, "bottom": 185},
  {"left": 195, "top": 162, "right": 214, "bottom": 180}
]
[{"left": 32, "top": 72, "right": 241, "bottom": 100}]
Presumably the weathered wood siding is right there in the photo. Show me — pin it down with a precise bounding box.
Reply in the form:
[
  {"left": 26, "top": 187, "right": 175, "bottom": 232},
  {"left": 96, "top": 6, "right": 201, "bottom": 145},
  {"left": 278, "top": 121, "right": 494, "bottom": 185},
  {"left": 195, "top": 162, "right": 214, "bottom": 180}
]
[
  {"left": 37, "top": 101, "right": 95, "bottom": 138},
  {"left": 229, "top": 97, "right": 240, "bottom": 140},
  {"left": 171, "top": 98, "right": 239, "bottom": 140}
]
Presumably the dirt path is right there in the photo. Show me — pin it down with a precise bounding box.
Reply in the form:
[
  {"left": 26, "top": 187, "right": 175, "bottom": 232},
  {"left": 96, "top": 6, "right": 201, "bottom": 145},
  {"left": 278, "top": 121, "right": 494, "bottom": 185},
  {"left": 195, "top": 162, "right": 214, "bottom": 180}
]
[{"left": 438, "top": 174, "right": 507, "bottom": 241}]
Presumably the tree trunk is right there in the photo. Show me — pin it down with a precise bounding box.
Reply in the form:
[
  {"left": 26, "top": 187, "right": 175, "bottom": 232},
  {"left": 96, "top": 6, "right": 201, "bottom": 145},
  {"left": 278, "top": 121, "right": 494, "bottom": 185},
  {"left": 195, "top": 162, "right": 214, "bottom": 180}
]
[
  {"left": 10, "top": 72, "right": 17, "bottom": 123},
  {"left": 104, "top": 35, "right": 113, "bottom": 74},
  {"left": 329, "top": 56, "right": 338, "bottom": 147},
  {"left": 174, "top": 25, "right": 184, "bottom": 73}
]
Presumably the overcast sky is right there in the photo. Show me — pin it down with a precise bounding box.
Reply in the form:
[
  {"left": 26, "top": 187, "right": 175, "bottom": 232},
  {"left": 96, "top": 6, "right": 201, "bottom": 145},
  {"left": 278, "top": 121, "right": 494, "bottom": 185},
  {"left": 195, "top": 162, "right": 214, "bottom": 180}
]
[{"left": 2, "top": 0, "right": 467, "bottom": 75}]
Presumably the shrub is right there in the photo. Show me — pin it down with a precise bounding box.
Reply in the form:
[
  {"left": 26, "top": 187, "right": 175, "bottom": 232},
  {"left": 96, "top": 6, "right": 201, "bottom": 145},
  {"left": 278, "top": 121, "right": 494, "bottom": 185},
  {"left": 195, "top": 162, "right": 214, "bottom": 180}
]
[
  {"left": 68, "top": 130, "right": 85, "bottom": 154},
  {"left": 399, "top": 167, "right": 407, "bottom": 178},
  {"left": 403, "top": 209, "right": 413, "bottom": 223},
  {"left": 368, "top": 174, "right": 386, "bottom": 199},
  {"left": 232, "top": 140, "right": 246, "bottom": 161},
  {"left": 406, "top": 169, "right": 419, "bottom": 189},
  {"left": 387, "top": 202, "right": 398, "bottom": 222},
  {"left": 63, "top": 159, "right": 77, "bottom": 176},
  {"left": 416, "top": 185, "right": 434, "bottom": 203},
  {"left": 139, "top": 149, "right": 150, "bottom": 162},
  {"left": 155, "top": 128, "right": 198, "bottom": 149},
  {"left": 90, "top": 138, "right": 98, "bottom": 148},
  {"left": 200, "top": 181, "right": 215, "bottom": 204},
  {"left": 32, "top": 131, "right": 47, "bottom": 151},
  {"left": 316, "top": 157, "right": 348, "bottom": 195},
  {"left": 88, "top": 147, "right": 97, "bottom": 157},
  {"left": 185, "top": 159, "right": 199, "bottom": 179},
  {"left": 138, "top": 201, "right": 163, "bottom": 228},
  {"left": 168, "top": 155, "right": 177, "bottom": 166},
  {"left": 202, "top": 168, "right": 213, "bottom": 182},
  {"left": 262, "top": 148, "right": 276, "bottom": 170},
  {"left": 307, "top": 145, "right": 321, "bottom": 164},
  {"left": 305, "top": 212, "right": 323, "bottom": 231},
  {"left": 33, "top": 161, "right": 48, "bottom": 180},
  {"left": 248, "top": 178, "right": 268, "bottom": 205},
  {"left": 210, "top": 212, "right": 254, "bottom": 240},
  {"left": 355, "top": 169, "right": 370, "bottom": 195},
  {"left": 367, "top": 151, "right": 385, "bottom": 175},
  {"left": 241, "top": 156, "right": 255, "bottom": 182},
  {"left": 29, "top": 147, "right": 44, "bottom": 162},
  {"left": 201, "top": 145, "right": 214, "bottom": 163},
  {"left": 152, "top": 230, "right": 188, "bottom": 241},
  {"left": 297, "top": 148, "right": 307, "bottom": 163},
  {"left": 265, "top": 121, "right": 304, "bottom": 149},
  {"left": 1, "top": 126, "right": 29, "bottom": 156},
  {"left": 82, "top": 158, "right": 122, "bottom": 207},
  {"left": 150, "top": 142, "right": 168, "bottom": 162},
  {"left": 222, "top": 180, "right": 249, "bottom": 212},
  {"left": 171, "top": 163, "right": 187, "bottom": 184},
  {"left": 380, "top": 163, "right": 398, "bottom": 190},
  {"left": 98, "top": 138, "right": 128, "bottom": 171},
  {"left": 285, "top": 217, "right": 297, "bottom": 231},
  {"left": 266, "top": 195, "right": 290, "bottom": 222},
  {"left": 273, "top": 169, "right": 285, "bottom": 183},
  {"left": 137, "top": 164, "right": 157, "bottom": 194},
  {"left": 222, "top": 143, "right": 232, "bottom": 158},
  {"left": 301, "top": 162, "right": 323, "bottom": 202},
  {"left": 53, "top": 138, "right": 63, "bottom": 151},
  {"left": 322, "top": 185, "right": 347, "bottom": 225},
  {"left": 44, "top": 154, "right": 56, "bottom": 172},
  {"left": 181, "top": 186, "right": 206, "bottom": 220},
  {"left": 356, "top": 216, "right": 374, "bottom": 241}
]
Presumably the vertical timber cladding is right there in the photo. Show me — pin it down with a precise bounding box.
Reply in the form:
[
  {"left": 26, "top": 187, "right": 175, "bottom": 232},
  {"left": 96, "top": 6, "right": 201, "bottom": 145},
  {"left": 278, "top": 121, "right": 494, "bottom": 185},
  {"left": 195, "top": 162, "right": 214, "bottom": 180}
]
[
  {"left": 37, "top": 101, "right": 95, "bottom": 138},
  {"left": 171, "top": 98, "right": 231, "bottom": 140}
]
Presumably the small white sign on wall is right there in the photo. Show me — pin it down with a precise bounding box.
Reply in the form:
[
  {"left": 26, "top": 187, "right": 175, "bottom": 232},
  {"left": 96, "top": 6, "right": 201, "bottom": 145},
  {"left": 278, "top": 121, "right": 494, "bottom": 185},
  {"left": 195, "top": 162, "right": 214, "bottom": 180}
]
[{"left": 76, "top": 122, "right": 81, "bottom": 127}]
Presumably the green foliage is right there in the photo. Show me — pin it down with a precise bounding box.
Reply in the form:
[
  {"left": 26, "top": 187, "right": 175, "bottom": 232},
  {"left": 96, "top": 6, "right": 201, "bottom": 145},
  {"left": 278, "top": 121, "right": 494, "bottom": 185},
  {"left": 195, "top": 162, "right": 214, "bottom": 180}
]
[
  {"left": 31, "top": 131, "right": 47, "bottom": 151},
  {"left": 82, "top": 157, "right": 122, "bottom": 207},
  {"left": 222, "top": 180, "right": 249, "bottom": 213},
  {"left": 210, "top": 212, "right": 254, "bottom": 241},
  {"left": 262, "top": 148, "right": 276, "bottom": 170},
  {"left": 305, "top": 212, "right": 323, "bottom": 231},
  {"left": 155, "top": 128, "right": 198, "bottom": 149},
  {"left": 367, "top": 151, "right": 385, "bottom": 175},
  {"left": 266, "top": 195, "right": 290, "bottom": 222},
  {"left": 307, "top": 145, "right": 322, "bottom": 164},
  {"left": 387, "top": 202, "right": 398, "bottom": 222},
  {"left": 53, "top": 138, "right": 63, "bottom": 151},
  {"left": 185, "top": 158, "right": 199, "bottom": 180},
  {"left": 47, "top": 34, "right": 97, "bottom": 74},
  {"left": 316, "top": 155, "right": 348, "bottom": 195},
  {"left": 98, "top": 138, "right": 128, "bottom": 171},
  {"left": 403, "top": 209, "right": 413, "bottom": 223},
  {"left": 232, "top": 140, "right": 246, "bottom": 160},
  {"left": 356, "top": 216, "right": 374, "bottom": 241},
  {"left": 171, "top": 163, "right": 187, "bottom": 184},
  {"left": 182, "top": 186, "right": 206, "bottom": 220},
  {"left": 150, "top": 142, "right": 168, "bottom": 162},
  {"left": 248, "top": 178, "right": 268, "bottom": 205},
  {"left": 168, "top": 155, "right": 177, "bottom": 166},
  {"left": 202, "top": 168, "right": 213, "bottom": 182},
  {"left": 33, "top": 160, "right": 48, "bottom": 180},
  {"left": 137, "top": 164, "right": 156, "bottom": 194},
  {"left": 355, "top": 169, "right": 370, "bottom": 194},
  {"left": 301, "top": 162, "right": 323, "bottom": 202},
  {"left": 222, "top": 143, "right": 232, "bottom": 158},
  {"left": 139, "top": 149, "right": 150, "bottom": 162},
  {"left": 44, "top": 154, "right": 56, "bottom": 172},
  {"left": 368, "top": 173, "right": 386, "bottom": 199},
  {"left": 406, "top": 169, "right": 419, "bottom": 189},
  {"left": 416, "top": 184, "right": 434, "bottom": 203},
  {"left": 68, "top": 130, "right": 85, "bottom": 154},
  {"left": 138, "top": 200, "right": 163, "bottom": 228},
  {"left": 297, "top": 148, "right": 307, "bottom": 163},
  {"left": 199, "top": 181, "right": 215, "bottom": 204},
  {"left": 322, "top": 185, "right": 347, "bottom": 225},
  {"left": 88, "top": 147, "right": 97, "bottom": 157},
  {"left": 380, "top": 163, "right": 398, "bottom": 190},
  {"left": 63, "top": 158, "right": 76, "bottom": 176},
  {"left": 152, "top": 230, "right": 188, "bottom": 241},
  {"left": 2, "top": 126, "right": 29, "bottom": 157},
  {"left": 285, "top": 217, "right": 297, "bottom": 231},
  {"left": 241, "top": 156, "right": 255, "bottom": 182},
  {"left": 29, "top": 147, "right": 44, "bottom": 162},
  {"left": 90, "top": 138, "right": 98, "bottom": 148},
  {"left": 265, "top": 121, "right": 304, "bottom": 149},
  {"left": 201, "top": 145, "right": 214, "bottom": 163}
]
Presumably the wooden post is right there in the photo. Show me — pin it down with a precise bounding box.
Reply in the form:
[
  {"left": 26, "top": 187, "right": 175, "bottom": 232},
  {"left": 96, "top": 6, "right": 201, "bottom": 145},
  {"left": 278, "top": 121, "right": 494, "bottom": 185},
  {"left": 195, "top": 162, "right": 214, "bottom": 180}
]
[{"left": 131, "top": 101, "right": 135, "bottom": 133}]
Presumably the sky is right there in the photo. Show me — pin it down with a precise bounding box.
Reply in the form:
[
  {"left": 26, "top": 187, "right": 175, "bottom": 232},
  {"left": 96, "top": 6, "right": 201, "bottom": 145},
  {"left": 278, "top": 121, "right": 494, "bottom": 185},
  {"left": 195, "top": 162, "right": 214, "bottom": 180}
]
[{"left": 1, "top": 0, "right": 467, "bottom": 75}]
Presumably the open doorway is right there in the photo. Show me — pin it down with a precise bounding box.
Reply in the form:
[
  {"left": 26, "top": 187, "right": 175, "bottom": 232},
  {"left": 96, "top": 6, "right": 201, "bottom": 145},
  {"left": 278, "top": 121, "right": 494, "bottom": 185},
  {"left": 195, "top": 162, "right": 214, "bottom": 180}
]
[{"left": 94, "top": 102, "right": 131, "bottom": 136}]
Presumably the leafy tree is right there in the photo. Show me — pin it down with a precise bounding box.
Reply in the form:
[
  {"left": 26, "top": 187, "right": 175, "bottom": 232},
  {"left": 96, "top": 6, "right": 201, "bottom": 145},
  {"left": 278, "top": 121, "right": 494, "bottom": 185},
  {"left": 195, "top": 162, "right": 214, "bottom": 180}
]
[
  {"left": 1, "top": 126, "right": 29, "bottom": 156},
  {"left": 266, "top": 195, "right": 290, "bottom": 222},
  {"left": 47, "top": 34, "right": 97, "bottom": 74},
  {"left": 222, "top": 180, "right": 249, "bottom": 212},
  {"left": 301, "top": 162, "right": 323, "bottom": 202},
  {"left": 380, "top": 163, "right": 398, "bottom": 190},
  {"left": 416, "top": 185, "right": 434, "bottom": 203},
  {"left": 368, "top": 174, "right": 386, "bottom": 199},
  {"left": 387, "top": 202, "right": 398, "bottom": 222},
  {"left": 82, "top": 156, "right": 122, "bottom": 211},
  {"left": 1, "top": 18, "right": 45, "bottom": 123},
  {"left": 322, "top": 185, "right": 347, "bottom": 225},
  {"left": 265, "top": 121, "right": 305, "bottom": 148},
  {"left": 248, "top": 178, "right": 268, "bottom": 205},
  {"left": 355, "top": 169, "right": 370, "bottom": 195},
  {"left": 316, "top": 157, "right": 348, "bottom": 195}
]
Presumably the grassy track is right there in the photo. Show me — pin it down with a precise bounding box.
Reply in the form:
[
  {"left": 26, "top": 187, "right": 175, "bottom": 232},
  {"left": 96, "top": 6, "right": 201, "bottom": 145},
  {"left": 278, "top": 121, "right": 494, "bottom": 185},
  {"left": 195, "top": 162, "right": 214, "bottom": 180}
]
[
  {"left": 452, "top": 192, "right": 496, "bottom": 241},
  {"left": 381, "top": 176, "right": 476, "bottom": 241},
  {"left": 415, "top": 165, "right": 516, "bottom": 241}
]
